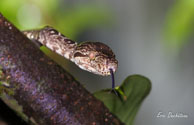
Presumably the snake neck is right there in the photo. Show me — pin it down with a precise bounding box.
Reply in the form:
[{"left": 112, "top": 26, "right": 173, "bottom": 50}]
[{"left": 23, "top": 26, "right": 77, "bottom": 62}]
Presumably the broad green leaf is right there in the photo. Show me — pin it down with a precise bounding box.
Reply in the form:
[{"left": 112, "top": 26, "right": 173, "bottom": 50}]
[{"left": 94, "top": 75, "right": 151, "bottom": 125}]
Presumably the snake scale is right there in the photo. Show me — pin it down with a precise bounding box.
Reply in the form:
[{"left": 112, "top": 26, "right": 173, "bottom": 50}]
[{"left": 22, "top": 26, "right": 118, "bottom": 77}]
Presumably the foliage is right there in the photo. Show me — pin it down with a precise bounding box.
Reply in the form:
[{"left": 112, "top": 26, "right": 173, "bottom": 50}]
[
  {"left": 94, "top": 75, "right": 151, "bottom": 125},
  {"left": 0, "top": 0, "right": 111, "bottom": 39},
  {"left": 164, "top": 0, "right": 194, "bottom": 52}
]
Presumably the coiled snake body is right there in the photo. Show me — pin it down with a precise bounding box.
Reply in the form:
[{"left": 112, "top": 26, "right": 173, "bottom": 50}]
[{"left": 23, "top": 26, "right": 118, "bottom": 76}]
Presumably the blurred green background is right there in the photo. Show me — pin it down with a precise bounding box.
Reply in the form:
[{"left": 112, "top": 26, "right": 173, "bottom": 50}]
[{"left": 0, "top": 0, "right": 194, "bottom": 125}]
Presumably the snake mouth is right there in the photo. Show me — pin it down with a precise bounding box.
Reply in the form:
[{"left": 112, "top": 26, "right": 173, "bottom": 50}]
[
  {"left": 98, "top": 64, "right": 117, "bottom": 76},
  {"left": 92, "top": 67, "right": 111, "bottom": 76},
  {"left": 100, "top": 71, "right": 111, "bottom": 76}
]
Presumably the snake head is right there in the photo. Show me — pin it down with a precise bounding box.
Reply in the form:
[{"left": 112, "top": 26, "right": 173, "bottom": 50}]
[{"left": 73, "top": 42, "right": 118, "bottom": 76}]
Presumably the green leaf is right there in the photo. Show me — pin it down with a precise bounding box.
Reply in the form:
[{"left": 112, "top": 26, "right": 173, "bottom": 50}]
[{"left": 94, "top": 75, "right": 151, "bottom": 125}]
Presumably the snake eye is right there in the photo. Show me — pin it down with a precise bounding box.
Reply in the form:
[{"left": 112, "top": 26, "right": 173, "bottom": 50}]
[
  {"left": 89, "top": 52, "right": 96, "bottom": 60},
  {"left": 74, "top": 52, "right": 87, "bottom": 57}
]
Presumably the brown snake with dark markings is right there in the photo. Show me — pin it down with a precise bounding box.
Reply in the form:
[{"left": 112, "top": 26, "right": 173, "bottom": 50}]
[{"left": 23, "top": 26, "right": 118, "bottom": 90}]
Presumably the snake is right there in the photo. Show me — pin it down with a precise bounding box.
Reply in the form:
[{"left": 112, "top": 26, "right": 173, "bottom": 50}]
[{"left": 22, "top": 26, "right": 118, "bottom": 77}]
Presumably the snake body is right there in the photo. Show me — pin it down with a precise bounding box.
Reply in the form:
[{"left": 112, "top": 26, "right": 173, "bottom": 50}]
[{"left": 23, "top": 26, "right": 118, "bottom": 76}]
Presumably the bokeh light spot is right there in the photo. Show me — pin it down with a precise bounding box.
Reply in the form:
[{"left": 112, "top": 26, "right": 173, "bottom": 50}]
[{"left": 17, "top": 3, "right": 42, "bottom": 29}]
